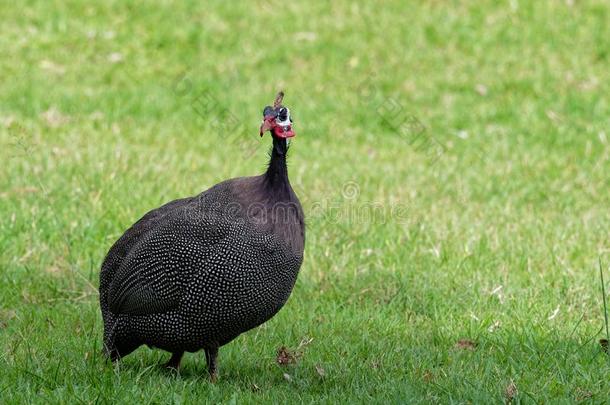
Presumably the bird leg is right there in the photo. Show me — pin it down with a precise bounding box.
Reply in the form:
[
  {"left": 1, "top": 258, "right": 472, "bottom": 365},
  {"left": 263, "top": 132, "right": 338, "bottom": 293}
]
[
  {"left": 164, "top": 351, "right": 184, "bottom": 370},
  {"left": 204, "top": 347, "right": 219, "bottom": 382}
]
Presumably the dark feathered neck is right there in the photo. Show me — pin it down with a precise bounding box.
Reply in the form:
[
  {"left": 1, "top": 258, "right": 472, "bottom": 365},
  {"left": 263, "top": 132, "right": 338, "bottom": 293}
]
[{"left": 263, "top": 137, "right": 290, "bottom": 195}]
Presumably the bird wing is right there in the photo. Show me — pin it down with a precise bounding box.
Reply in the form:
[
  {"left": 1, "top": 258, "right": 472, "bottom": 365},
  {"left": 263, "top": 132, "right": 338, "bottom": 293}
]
[
  {"left": 99, "top": 197, "right": 193, "bottom": 298},
  {"left": 106, "top": 211, "right": 233, "bottom": 316}
]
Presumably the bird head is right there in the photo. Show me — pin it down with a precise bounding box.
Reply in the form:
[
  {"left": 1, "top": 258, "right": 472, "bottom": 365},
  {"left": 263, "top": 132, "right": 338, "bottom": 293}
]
[{"left": 259, "top": 91, "right": 295, "bottom": 139}]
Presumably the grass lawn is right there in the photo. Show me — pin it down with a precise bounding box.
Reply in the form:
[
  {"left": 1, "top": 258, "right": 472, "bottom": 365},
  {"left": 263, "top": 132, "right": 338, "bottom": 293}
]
[{"left": 1, "top": 0, "right": 609, "bottom": 403}]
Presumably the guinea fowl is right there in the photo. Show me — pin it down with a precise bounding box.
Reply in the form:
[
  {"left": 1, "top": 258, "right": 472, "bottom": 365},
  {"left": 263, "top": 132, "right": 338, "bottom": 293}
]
[{"left": 99, "top": 92, "right": 304, "bottom": 379}]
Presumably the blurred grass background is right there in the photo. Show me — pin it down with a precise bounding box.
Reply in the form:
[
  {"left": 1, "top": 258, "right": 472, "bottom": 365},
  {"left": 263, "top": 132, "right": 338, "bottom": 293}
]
[{"left": 1, "top": 0, "right": 609, "bottom": 402}]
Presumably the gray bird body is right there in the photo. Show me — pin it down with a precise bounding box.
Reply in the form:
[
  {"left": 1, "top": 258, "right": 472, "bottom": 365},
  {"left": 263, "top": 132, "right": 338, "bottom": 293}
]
[{"left": 99, "top": 133, "right": 304, "bottom": 373}]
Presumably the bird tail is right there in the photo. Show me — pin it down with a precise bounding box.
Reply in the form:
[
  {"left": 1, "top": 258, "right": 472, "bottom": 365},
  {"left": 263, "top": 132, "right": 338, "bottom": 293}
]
[
  {"left": 100, "top": 277, "right": 120, "bottom": 360},
  {"left": 101, "top": 309, "right": 119, "bottom": 360},
  {"left": 101, "top": 313, "right": 140, "bottom": 361}
]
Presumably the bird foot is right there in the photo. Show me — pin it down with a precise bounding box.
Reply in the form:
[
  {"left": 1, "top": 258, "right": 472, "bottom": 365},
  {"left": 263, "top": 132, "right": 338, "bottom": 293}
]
[
  {"left": 163, "top": 361, "right": 180, "bottom": 371},
  {"left": 163, "top": 352, "right": 183, "bottom": 371}
]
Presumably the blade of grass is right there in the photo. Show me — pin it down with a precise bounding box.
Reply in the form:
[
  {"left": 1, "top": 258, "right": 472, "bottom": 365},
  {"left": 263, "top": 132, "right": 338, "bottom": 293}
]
[{"left": 600, "top": 257, "right": 609, "bottom": 343}]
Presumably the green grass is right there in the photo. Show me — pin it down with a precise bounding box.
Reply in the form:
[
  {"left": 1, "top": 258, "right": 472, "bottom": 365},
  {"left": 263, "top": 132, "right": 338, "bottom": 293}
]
[{"left": 1, "top": 0, "right": 609, "bottom": 403}]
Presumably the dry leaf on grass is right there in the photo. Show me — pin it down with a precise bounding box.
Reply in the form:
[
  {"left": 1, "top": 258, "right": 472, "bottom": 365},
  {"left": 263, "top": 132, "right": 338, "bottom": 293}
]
[
  {"left": 574, "top": 387, "right": 592, "bottom": 401},
  {"left": 276, "top": 346, "right": 297, "bottom": 365},
  {"left": 505, "top": 380, "right": 518, "bottom": 403},
  {"left": 455, "top": 339, "right": 477, "bottom": 350},
  {"left": 276, "top": 337, "right": 312, "bottom": 366},
  {"left": 315, "top": 364, "right": 326, "bottom": 377}
]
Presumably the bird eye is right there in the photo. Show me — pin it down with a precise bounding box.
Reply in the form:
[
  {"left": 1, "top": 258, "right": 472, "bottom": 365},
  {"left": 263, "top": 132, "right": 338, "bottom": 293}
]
[{"left": 278, "top": 108, "right": 288, "bottom": 121}]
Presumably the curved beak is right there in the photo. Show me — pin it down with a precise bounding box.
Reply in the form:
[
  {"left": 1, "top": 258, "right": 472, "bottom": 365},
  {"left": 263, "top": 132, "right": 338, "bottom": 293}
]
[
  {"left": 260, "top": 116, "right": 275, "bottom": 137},
  {"left": 260, "top": 115, "right": 296, "bottom": 138}
]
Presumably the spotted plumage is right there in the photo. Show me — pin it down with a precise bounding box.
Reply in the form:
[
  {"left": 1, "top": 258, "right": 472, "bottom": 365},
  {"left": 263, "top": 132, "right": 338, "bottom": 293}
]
[{"left": 99, "top": 95, "right": 304, "bottom": 379}]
